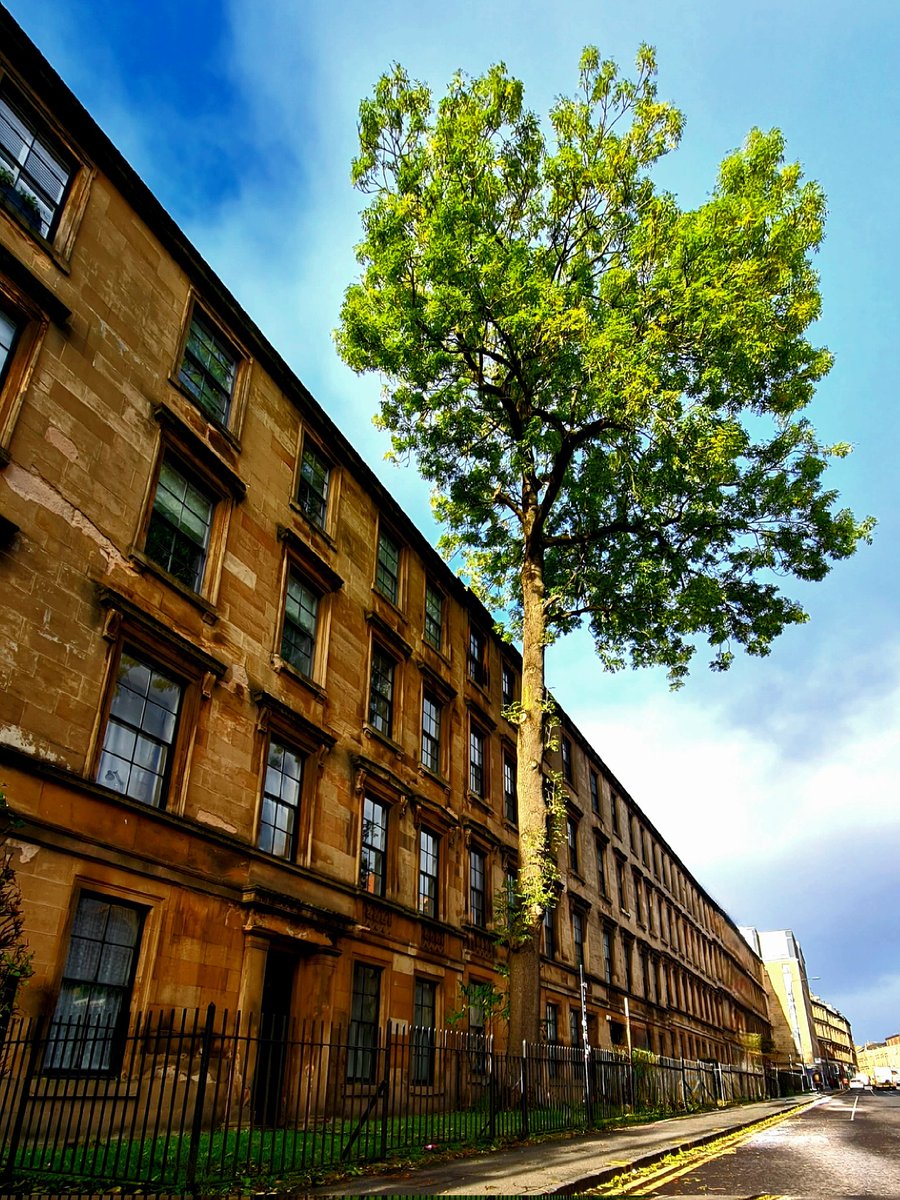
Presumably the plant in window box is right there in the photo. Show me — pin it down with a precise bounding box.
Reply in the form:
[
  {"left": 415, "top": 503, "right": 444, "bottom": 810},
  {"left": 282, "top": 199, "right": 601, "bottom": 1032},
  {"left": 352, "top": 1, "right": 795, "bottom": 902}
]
[{"left": 0, "top": 166, "right": 43, "bottom": 232}]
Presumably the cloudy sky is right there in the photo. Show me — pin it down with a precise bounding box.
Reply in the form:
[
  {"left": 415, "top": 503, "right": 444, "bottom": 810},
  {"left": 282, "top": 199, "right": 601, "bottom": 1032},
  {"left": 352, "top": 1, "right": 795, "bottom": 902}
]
[{"left": 10, "top": 0, "right": 898, "bottom": 1045}]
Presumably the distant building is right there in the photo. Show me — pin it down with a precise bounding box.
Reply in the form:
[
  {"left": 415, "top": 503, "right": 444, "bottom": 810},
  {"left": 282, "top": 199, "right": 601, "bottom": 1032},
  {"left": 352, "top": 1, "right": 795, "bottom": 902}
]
[
  {"left": 741, "top": 928, "right": 820, "bottom": 1073},
  {"left": 856, "top": 1036, "right": 900, "bottom": 1078},
  {"left": 810, "top": 994, "right": 855, "bottom": 1085}
]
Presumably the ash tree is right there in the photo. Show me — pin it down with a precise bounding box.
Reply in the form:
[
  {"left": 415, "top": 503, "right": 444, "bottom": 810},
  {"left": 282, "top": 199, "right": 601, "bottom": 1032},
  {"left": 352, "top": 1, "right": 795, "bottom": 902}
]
[{"left": 336, "top": 46, "right": 873, "bottom": 1050}]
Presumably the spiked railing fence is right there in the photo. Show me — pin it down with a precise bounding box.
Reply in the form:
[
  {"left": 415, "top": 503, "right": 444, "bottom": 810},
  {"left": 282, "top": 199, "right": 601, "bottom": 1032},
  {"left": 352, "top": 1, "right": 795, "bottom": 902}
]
[{"left": 0, "top": 1006, "right": 794, "bottom": 1195}]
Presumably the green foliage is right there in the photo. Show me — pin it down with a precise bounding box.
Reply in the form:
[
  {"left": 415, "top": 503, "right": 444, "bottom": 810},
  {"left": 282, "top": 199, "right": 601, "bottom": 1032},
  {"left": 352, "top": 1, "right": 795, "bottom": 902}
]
[
  {"left": 337, "top": 44, "right": 872, "bottom": 685},
  {"left": 446, "top": 979, "right": 509, "bottom": 1027},
  {"left": 337, "top": 43, "right": 873, "bottom": 1043},
  {"left": 0, "top": 789, "right": 33, "bottom": 1021},
  {"left": 0, "top": 168, "right": 41, "bottom": 219}
]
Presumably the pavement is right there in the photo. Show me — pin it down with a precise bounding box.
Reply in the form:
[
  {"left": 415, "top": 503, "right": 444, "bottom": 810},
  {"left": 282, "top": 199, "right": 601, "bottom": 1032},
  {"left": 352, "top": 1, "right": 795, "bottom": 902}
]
[{"left": 303, "top": 1093, "right": 820, "bottom": 1197}]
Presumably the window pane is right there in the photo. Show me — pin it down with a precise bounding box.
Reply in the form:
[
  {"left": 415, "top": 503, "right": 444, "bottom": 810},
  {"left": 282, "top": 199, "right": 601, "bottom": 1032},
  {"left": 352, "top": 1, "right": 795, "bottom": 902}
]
[
  {"left": 368, "top": 646, "right": 394, "bottom": 736},
  {"left": 412, "top": 979, "right": 436, "bottom": 1084},
  {"left": 297, "top": 442, "right": 330, "bottom": 526},
  {"left": 145, "top": 457, "right": 214, "bottom": 592},
  {"left": 418, "top": 829, "right": 438, "bottom": 918},
  {"left": 469, "top": 849, "right": 486, "bottom": 926},
  {"left": 348, "top": 963, "right": 381, "bottom": 1081},
  {"left": 258, "top": 738, "right": 304, "bottom": 859},
  {"left": 503, "top": 755, "right": 517, "bottom": 824},
  {"left": 360, "top": 796, "right": 388, "bottom": 895},
  {"left": 0, "top": 305, "right": 18, "bottom": 381},
  {"left": 282, "top": 572, "right": 318, "bottom": 676},
  {"left": 424, "top": 585, "right": 443, "bottom": 649},
  {"left": 421, "top": 693, "right": 441, "bottom": 773},
  {"left": 179, "top": 312, "right": 237, "bottom": 424},
  {"left": 375, "top": 530, "right": 400, "bottom": 603},
  {"left": 467, "top": 629, "right": 486, "bottom": 684},
  {"left": 47, "top": 895, "right": 144, "bottom": 1074},
  {"left": 97, "top": 651, "right": 182, "bottom": 808},
  {"left": 469, "top": 727, "right": 484, "bottom": 796},
  {"left": 0, "top": 89, "right": 71, "bottom": 237}
]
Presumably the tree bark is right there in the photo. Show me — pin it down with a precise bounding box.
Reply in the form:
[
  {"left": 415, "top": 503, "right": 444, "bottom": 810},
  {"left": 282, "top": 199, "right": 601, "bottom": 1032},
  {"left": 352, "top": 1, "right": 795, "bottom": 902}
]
[{"left": 506, "top": 522, "right": 552, "bottom": 1051}]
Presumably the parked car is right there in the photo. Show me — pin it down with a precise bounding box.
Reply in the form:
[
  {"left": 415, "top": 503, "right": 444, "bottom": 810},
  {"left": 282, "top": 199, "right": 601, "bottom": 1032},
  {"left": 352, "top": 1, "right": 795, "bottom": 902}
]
[{"left": 849, "top": 1074, "right": 869, "bottom": 1089}]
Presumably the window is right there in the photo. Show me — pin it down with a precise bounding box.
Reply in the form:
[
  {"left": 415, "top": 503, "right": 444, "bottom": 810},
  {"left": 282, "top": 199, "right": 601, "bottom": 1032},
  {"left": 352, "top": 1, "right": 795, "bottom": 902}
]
[
  {"left": 561, "top": 737, "right": 573, "bottom": 783},
  {"left": 0, "top": 86, "right": 72, "bottom": 239},
  {"left": 468, "top": 989, "right": 485, "bottom": 1038},
  {"left": 258, "top": 738, "right": 303, "bottom": 859},
  {"left": 411, "top": 978, "right": 437, "bottom": 1085},
  {"left": 601, "top": 928, "right": 613, "bottom": 984},
  {"left": 503, "top": 753, "right": 517, "bottom": 824},
  {"left": 46, "top": 894, "right": 144, "bottom": 1073},
  {"left": 420, "top": 691, "right": 442, "bottom": 774},
  {"left": 469, "top": 847, "right": 487, "bottom": 927},
  {"left": 544, "top": 1002, "right": 559, "bottom": 1044},
  {"left": 567, "top": 816, "right": 580, "bottom": 874},
  {"left": 359, "top": 796, "right": 388, "bottom": 896},
  {"left": 368, "top": 645, "right": 395, "bottom": 737},
  {"left": 569, "top": 1008, "right": 581, "bottom": 1047},
  {"left": 595, "top": 836, "right": 608, "bottom": 895},
  {"left": 96, "top": 650, "right": 183, "bottom": 808},
  {"left": 590, "top": 772, "right": 600, "bottom": 815},
  {"left": 145, "top": 455, "right": 215, "bottom": 592},
  {"left": 418, "top": 828, "right": 439, "bottom": 918},
  {"left": 347, "top": 963, "right": 381, "bottom": 1082},
  {"left": 615, "top": 857, "right": 628, "bottom": 913},
  {"left": 469, "top": 724, "right": 486, "bottom": 797},
  {"left": 375, "top": 527, "right": 400, "bottom": 604},
  {"left": 633, "top": 869, "right": 644, "bottom": 924},
  {"left": 467, "top": 627, "right": 487, "bottom": 686},
  {"left": 178, "top": 310, "right": 238, "bottom": 425},
  {"left": 281, "top": 569, "right": 318, "bottom": 677},
  {"left": 543, "top": 905, "right": 556, "bottom": 959},
  {"left": 504, "top": 869, "right": 518, "bottom": 921},
  {"left": 0, "top": 303, "right": 18, "bottom": 386},
  {"left": 611, "top": 792, "right": 621, "bottom": 837},
  {"left": 501, "top": 662, "right": 515, "bottom": 709},
  {"left": 296, "top": 439, "right": 331, "bottom": 528},
  {"left": 424, "top": 583, "right": 443, "bottom": 650},
  {"left": 622, "top": 937, "right": 634, "bottom": 993},
  {"left": 572, "top": 909, "right": 585, "bottom": 969}
]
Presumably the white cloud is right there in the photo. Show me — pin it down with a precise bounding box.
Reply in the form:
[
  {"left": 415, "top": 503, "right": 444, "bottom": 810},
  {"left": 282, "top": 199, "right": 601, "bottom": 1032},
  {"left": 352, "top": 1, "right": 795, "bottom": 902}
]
[{"left": 575, "top": 642, "right": 900, "bottom": 877}]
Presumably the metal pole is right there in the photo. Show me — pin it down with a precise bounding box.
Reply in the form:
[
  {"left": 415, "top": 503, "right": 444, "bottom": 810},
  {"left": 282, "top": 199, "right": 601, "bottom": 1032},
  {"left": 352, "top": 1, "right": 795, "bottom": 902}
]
[
  {"left": 579, "top": 968, "right": 592, "bottom": 1123},
  {"left": 186, "top": 1003, "right": 216, "bottom": 1197},
  {"left": 624, "top": 997, "right": 634, "bottom": 1110}
]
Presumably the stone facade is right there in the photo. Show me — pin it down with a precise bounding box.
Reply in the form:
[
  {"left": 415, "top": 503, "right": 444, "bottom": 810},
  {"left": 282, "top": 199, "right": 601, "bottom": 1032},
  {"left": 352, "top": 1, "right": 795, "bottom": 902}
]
[
  {"left": 810, "top": 994, "right": 855, "bottom": 1081},
  {"left": 0, "top": 6, "right": 770, "bottom": 1070}
]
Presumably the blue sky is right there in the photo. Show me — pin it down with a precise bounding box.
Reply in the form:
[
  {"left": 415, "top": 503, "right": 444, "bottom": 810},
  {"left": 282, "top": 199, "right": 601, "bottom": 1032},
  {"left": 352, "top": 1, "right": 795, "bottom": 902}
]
[{"left": 10, "top": 0, "right": 899, "bottom": 1046}]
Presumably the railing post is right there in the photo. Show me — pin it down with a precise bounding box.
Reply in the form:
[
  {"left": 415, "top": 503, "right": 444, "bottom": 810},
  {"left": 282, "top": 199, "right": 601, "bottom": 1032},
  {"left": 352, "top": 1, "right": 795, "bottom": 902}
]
[
  {"left": 1, "top": 1016, "right": 44, "bottom": 1189},
  {"left": 380, "top": 1021, "right": 392, "bottom": 1162},
  {"left": 520, "top": 1041, "right": 529, "bottom": 1137},
  {"left": 186, "top": 1003, "right": 216, "bottom": 1197},
  {"left": 680, "top": 1056, "right": 689, "bottom": 1111},
  {"left": 488, "top": 1035, "right": 496, "bottom": 1140}
]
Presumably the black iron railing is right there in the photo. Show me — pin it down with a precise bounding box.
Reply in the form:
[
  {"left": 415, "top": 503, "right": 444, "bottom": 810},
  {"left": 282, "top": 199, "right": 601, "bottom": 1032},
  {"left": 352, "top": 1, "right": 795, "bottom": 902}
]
[{"left": 0, "top": 1006, "right": 795, "bottom": 1196}]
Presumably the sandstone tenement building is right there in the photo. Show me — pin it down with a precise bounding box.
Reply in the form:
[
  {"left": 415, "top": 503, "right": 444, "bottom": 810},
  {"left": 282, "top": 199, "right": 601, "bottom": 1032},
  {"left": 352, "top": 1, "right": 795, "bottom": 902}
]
[{"left": 0, "top": 5, "right": 771, "bottom": 1077}]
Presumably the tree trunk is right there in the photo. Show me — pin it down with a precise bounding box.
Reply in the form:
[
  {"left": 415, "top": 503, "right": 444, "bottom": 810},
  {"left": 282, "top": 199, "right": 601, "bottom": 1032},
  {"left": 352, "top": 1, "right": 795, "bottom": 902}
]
[{"left": 506, "top": 531, "right": 552, "bottom": 1052}]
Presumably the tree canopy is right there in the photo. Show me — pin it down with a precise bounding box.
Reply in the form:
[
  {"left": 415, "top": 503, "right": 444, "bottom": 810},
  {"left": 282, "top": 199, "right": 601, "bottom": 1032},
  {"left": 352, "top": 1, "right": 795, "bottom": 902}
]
[{"left": 336, "top": 45, "right": 873, "bottom": 1046}]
